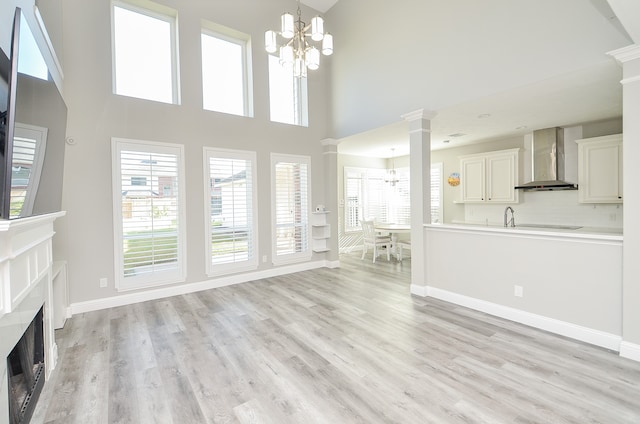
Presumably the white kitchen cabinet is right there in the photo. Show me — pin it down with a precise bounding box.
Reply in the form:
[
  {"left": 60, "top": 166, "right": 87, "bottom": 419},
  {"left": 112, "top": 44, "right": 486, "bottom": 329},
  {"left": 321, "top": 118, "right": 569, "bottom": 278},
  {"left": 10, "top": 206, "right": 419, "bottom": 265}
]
[
  {"left": 460, "top": 149, "right": 519, "bottom": 203},
  {"left": 311, "top": 211, "right": 331, "bottom": 253},
  {"left": 576, "top": 134, "right": 622, "bottom": 204}
]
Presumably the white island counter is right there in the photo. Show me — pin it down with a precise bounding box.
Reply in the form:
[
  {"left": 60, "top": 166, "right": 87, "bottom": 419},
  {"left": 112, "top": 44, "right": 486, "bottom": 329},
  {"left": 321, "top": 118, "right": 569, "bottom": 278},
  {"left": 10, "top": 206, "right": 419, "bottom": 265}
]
[{"left": 420, "top": 223, "right": 623, "bottom": 351}]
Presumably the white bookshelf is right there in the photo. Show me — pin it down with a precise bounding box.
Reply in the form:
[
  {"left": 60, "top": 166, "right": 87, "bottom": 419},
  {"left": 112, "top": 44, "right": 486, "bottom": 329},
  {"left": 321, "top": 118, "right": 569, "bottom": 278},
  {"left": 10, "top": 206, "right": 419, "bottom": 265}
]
[{"left": 311, "top": 211, "right": 331, "bottom": 253}]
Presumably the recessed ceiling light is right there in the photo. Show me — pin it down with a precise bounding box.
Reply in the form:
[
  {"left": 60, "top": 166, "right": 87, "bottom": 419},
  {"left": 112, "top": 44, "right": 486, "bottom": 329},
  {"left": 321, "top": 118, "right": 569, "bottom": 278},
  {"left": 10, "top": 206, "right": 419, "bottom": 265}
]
[
  {"left": 448, "top": 133, "right": 466, "bottom": 138},
  {"left": 516, "top": 125, "right": 528, "bottom": 130},
  {"left": 478, "top": 113, "right": 492, "bottom": 119},
  {"left": 442, "top": 140, "right": 450, "bottom": 144}
]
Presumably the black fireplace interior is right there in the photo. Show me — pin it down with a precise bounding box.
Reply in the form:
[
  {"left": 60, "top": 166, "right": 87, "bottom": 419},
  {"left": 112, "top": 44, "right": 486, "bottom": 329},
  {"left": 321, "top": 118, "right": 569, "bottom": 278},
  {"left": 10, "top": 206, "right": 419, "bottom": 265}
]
[{"left": 7, "top": 306, "right": 45, "bottom": 424}]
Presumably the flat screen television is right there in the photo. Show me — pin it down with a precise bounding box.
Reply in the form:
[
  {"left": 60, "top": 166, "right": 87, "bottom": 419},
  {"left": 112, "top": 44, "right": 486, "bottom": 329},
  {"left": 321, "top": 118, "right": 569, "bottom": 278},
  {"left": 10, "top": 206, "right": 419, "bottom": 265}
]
[{"left": 1, "top": 7, "right": 67, "bottom": 220}]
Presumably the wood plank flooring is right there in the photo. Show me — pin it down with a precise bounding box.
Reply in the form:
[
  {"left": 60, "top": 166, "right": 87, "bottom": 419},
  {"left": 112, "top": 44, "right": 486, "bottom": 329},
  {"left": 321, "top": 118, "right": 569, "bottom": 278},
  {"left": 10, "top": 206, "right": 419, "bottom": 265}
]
[{"left": 33, "top": 253, "right": 640, "bottom": 423}]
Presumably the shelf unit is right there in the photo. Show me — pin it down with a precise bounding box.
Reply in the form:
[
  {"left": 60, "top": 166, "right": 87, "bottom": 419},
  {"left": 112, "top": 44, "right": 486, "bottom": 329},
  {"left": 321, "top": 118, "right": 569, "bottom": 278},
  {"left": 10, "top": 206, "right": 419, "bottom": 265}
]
[{"left": 311, "top": 211, "right": 331, "bottom": 253}]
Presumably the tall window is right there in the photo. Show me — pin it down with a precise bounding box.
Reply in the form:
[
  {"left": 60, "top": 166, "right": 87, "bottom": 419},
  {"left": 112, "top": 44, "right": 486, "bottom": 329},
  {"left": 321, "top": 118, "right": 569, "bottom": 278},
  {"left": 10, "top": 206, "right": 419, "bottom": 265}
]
[
  {"left": 271, "top": 154, "right": 311, "bottom": 264},
  {"left": 112, "top": 138, "right": 186, "bottom": 291},
  {"left": 268, "top": 55, "right": 308, "bottom": 126},
  {"left": 344, "top": 168, "right": 389, "bottom": 231},
  {"left": 112, "top": 1, "right": 179, "bottom": 104},
  {"left": 201, "top": 25, "right": 252, "bottom": 117},
  {"left": 204, "top": 147, "right": 258, "bottom": 274},
  {"left": 344, "top": 164, "right": 443, "bottom": 231},
  {"left": 431, "top": 163, "right": 443, "bottom": 224}
]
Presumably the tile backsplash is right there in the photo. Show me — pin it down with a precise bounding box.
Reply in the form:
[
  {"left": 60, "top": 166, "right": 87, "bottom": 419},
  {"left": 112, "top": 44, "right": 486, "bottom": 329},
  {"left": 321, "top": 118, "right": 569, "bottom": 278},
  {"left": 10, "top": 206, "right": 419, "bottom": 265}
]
[{"left": 464, "top": 190, "right": 623, "bottom": 229}]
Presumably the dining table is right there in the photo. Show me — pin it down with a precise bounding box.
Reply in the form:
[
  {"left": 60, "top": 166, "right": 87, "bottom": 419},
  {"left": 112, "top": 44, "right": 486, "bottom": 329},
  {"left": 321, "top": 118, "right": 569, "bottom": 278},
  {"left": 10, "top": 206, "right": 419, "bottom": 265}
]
[{"left": 374, "top": 223, "right": 411, "bottom": 260}]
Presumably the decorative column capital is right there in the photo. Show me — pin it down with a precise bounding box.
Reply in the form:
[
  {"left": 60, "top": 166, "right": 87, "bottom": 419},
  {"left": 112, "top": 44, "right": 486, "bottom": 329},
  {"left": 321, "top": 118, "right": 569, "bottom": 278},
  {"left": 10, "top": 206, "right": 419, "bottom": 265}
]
[
  {"left": 401, "top": 109, "right": 437, "bottom": 122},
  {"left": 608, "top": 44, "right": 640, "bottom": 64}
]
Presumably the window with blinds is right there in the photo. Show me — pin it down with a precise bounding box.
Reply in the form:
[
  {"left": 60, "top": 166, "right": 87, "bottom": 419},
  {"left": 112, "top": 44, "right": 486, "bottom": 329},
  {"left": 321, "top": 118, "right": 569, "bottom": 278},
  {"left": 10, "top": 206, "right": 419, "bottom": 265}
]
[
  {"left": 204, "top": 148, "right": 258, "bottom": 274},
  {"left": 9, "top": 124, "right": 47, "bottom": 218},
  {"left": 344, "top": 164, "right": 442, "bottom": 230},
  {"left": 112, "top": 138, "right": 186, "bottom": 291},
  {"left": 271, "top": 154, "right": 311, "bottom": 264},
  {"left": 431, "top": 163, "right": 443, "bottom": 224},
  {"left": 344, "top": 167, "right": 391, "bottom": 231}
]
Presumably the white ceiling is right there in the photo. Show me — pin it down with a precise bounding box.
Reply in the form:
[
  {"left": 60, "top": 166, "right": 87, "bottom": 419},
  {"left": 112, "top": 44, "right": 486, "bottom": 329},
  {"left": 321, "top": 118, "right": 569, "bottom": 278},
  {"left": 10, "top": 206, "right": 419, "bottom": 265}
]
[
  {"left": 337, "top": 60, "right": 623, "bottom": 158},
  {"left": 300, "top": 0, "right": 339, "bottom": 13},
  {"left": 332, "top": 0, "right": 632, "bottom": 159}
]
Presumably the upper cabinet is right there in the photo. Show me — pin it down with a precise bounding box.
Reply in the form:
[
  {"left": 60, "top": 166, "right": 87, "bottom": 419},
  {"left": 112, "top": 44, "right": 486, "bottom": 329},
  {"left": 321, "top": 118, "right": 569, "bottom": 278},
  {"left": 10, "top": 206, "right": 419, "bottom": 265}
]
[
  {"left": 460, "top": 149, "right": 519, "bottom": 203},
  {"left": 576, "top": 134, "right": 623, "bottom": 204}
]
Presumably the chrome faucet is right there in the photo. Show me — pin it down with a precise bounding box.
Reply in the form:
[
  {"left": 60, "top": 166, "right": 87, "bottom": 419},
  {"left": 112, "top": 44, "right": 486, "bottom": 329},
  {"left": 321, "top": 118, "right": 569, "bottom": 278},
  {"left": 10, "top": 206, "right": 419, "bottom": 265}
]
[{"left": 504, "top": 206, "right": 515, "bottom": 227}]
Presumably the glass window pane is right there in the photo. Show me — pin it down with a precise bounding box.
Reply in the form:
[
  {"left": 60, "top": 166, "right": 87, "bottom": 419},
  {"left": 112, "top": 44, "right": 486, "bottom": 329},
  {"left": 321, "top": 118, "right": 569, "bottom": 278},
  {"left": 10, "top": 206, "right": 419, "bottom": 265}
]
[
  {"left": 268, "top": 55, "right": 307, "bottom": 126},
  {"left": 202, "top": 33, "right": 246, "bottom": 116},
  {"left": 113, "top": 5, "right": 175, "bottom": 103}
]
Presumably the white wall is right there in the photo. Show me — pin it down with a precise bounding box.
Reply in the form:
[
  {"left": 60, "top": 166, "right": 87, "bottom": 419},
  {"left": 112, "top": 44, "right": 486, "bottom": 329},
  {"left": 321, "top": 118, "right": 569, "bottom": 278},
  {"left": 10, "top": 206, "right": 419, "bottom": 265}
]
[
  {"left": 55, "top": 0, "right": 332, "bottom": 305},
  {"left": 325, "top": 0, "right": 630, "bottom": 138}
]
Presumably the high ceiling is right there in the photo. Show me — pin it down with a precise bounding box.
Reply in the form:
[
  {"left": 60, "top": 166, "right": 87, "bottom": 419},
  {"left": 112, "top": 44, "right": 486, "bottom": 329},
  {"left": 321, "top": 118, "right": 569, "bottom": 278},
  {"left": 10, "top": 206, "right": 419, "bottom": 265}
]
[
  {"left": 300, "top": 0, "right": 339, "bottom": 14},
  {"left": 328, "top": 0, "right": 635, "bottom": 158}
]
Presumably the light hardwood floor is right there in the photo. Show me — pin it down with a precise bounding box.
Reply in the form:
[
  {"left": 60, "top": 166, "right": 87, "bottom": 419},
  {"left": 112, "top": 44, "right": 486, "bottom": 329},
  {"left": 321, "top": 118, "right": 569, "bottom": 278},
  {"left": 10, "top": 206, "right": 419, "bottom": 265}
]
[{"left": 33, "top": 253, "right": 640, "bottom": 423}]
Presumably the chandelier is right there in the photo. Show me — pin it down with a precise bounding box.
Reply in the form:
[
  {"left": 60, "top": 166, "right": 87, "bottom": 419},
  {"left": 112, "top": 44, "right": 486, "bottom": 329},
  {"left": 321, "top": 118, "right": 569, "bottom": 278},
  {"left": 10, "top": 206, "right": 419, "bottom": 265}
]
[
  {"left": 385, "top": 148, "right": 400, "bottom": 187},
  {"left": 264, "top": 0, "right": 333, "bottom": 78}
]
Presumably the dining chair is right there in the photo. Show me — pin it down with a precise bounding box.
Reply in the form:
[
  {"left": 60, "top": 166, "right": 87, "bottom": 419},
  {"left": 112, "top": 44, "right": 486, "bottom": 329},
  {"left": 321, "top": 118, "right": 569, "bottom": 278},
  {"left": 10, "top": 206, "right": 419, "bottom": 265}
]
[
  {"left": 360, "top": 220, "right": 392, "bottom": 263},
  {"left": 397, "top": 240, "right": 411, "bottom": 262}
]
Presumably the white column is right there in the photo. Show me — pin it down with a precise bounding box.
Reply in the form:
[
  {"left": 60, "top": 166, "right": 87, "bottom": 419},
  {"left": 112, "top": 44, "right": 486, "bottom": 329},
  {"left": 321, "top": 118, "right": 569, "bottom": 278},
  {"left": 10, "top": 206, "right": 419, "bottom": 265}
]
[
  {"left": 609, "top": 44, "right": 640, "bottom": 361},
  {"left": 321, "top": 138, "right": 340, "bottom": 264},
  {"left": 402, "top": 109, "right": 437, "bottom": 294}
]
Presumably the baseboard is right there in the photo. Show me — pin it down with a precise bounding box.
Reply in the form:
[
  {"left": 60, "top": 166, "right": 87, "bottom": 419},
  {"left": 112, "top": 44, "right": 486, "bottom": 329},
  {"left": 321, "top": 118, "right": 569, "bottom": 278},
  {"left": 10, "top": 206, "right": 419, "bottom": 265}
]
[
  {"left": 70, "top": 260, "right": 338, "bottom": 315},
  {"left": 410, "top": 284, "right": 428, "bottom": 297},
  {"left": 48, "top": 343, "right": 58, "bottom": 375},
  {"left": 620, "top": 341, "right": 640, "bottom": 362},
  {"left": 426, "top": 286, "right": 622, "bottom": 352}
]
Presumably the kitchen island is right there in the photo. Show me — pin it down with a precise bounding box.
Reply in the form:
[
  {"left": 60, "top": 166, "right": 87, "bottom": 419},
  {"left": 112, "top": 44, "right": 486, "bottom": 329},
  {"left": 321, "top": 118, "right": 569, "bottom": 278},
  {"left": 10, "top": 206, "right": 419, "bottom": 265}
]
[{"left": 418, "top": 223, "right": 623, "bottom": 351}]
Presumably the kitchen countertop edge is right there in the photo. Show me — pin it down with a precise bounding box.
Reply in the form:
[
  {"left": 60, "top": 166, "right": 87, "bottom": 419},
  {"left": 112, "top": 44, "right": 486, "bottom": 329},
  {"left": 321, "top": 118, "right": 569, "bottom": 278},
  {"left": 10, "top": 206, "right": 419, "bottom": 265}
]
[{"left": 423, "top": 223, "right": 623, "bottom": 242}]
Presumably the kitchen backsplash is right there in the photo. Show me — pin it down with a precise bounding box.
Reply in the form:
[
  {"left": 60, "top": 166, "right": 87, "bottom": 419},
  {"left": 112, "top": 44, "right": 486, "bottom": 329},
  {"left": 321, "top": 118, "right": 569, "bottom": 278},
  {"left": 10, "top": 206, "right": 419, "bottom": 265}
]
[{"left": 463, "top": 190, "right": 623, "bottom": 229}]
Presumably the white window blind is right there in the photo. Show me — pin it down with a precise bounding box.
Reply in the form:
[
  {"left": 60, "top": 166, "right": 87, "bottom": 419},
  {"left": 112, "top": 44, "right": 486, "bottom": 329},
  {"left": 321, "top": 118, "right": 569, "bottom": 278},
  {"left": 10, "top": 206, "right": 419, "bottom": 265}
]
[
  {"left": 9, "top": 124, "right": 47, "bottom": 218},
  {"left": 392, "top": 168, "right": 411, "bottom": 225},
  {"left": 344, "top": 167, "right": 390, "bottom": 231},
  {"left": 204, "top": 148, "right": 258, "bottom": 274},
  {"left": 431, "top": 163, "right": 443, "bottom": 224},
  {"left": 272, "top": 154, "right": 311, "bottom": 263},
  {"left": 112, "top": 138, "right": 185, "bottom": 291}
]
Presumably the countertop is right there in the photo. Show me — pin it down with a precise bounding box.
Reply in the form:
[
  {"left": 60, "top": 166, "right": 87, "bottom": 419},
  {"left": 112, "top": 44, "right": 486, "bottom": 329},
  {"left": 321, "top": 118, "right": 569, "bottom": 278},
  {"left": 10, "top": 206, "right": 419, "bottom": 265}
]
[{"left": 425, "top": 221, "right": 623, "bottom": 242}]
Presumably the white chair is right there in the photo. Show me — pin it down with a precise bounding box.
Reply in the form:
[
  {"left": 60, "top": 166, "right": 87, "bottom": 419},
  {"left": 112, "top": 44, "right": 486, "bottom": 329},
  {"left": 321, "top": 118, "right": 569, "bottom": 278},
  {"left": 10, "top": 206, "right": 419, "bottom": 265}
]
[
  {"left": 397, "top": 240, "right": 411, "bottom": 262},
  {"left": 361, "top": 220, "right": 392, "bottom": 263}
]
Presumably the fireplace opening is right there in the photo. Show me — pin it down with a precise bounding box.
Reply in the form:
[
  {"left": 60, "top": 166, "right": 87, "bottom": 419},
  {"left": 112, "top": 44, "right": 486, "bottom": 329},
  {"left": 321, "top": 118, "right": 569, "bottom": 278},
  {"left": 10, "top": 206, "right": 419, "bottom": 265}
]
[{"left": 7, "top": 306, "right": 45, "bottom": 424}]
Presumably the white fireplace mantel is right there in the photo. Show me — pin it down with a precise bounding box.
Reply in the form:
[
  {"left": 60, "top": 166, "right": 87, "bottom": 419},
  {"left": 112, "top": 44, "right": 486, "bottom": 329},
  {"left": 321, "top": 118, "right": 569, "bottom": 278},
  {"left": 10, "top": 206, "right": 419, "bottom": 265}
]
[{"left": 0, "top": 211, "right": 65, "bottom": 424}]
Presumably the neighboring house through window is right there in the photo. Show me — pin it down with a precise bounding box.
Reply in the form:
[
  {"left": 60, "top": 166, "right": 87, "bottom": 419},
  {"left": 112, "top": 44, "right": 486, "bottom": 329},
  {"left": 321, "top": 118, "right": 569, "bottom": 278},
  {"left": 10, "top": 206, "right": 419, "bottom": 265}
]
[
  {"left": 204, "top": 147, "right": 258, "bottom": 275},
  {"left": 112, "top": 138, "right": 186, "bottom": 291}
]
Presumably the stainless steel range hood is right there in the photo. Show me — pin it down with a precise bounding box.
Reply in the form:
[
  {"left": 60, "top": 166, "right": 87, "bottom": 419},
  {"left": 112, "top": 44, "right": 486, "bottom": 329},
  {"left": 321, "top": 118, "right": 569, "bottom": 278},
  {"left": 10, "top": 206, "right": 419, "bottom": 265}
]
[{"left": 514, "top": 127, "right": 578, "bottom": 191}]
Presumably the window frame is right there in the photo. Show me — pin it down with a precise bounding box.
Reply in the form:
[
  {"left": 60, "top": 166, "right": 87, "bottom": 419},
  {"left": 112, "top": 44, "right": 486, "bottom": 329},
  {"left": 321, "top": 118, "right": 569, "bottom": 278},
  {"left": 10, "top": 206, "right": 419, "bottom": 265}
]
[
  {"left": 111, "top": 137, "right": 187, "bottom": 291},
  {"left": 271, "top": 153, "right": 312, "bottom": 265},
  {"left": 200, "top": 23, "right": 253, "bottom": 117},
  {"left": 111, "top": 0, "right": 180, "bottom": 104},
  {"left": 203, "top": 147, "right": 259, "bottom": 275},
  {"left": 431, "top": 162, "right": 444, "bottom": 224},
  {"left": 267, "top": 55, "right": 308, "bottom": 127}
]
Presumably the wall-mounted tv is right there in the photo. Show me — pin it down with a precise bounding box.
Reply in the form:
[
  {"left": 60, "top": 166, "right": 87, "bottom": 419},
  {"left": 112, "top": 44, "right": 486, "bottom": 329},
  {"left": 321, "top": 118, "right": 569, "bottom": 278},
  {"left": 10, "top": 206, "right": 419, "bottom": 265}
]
[{"left": 1, "top": 7, "right": 67, "bottom": 220}]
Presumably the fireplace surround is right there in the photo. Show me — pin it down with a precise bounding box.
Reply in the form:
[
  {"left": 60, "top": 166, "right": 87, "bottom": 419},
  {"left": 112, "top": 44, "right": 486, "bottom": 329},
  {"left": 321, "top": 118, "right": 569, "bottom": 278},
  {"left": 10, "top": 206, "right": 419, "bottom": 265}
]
[{"left": 1, "top": 212, "right": 65, "bottom": 424}]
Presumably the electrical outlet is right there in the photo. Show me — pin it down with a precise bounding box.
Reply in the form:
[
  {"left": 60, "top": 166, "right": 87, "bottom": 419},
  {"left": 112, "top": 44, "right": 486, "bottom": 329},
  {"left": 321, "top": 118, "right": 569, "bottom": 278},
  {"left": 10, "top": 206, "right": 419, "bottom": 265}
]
[
  {"left": 262, "top": 255, "right": 267, "bottom": 263},
  {"left": 514, "top": 285, "right": 523, "bottom": 297},
  {"left": 99, "top": 277, "right": 108, "bottom": 288}
]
